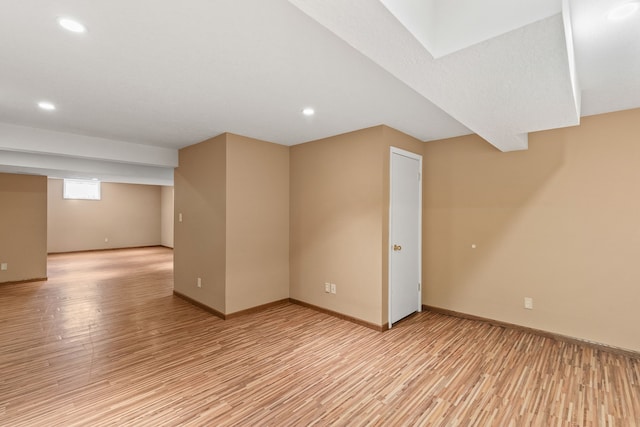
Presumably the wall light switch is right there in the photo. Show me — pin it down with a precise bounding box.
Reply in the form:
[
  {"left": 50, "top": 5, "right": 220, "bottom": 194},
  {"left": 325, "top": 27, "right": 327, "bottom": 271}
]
[
  {"left": 197, "top": 277, "right": 202, "bottom": 288},
  {"left": 524, "top": 297, "right": 533, "bottom": 310},
  {"left": 179, "top": 213, "right": 183, "bottom": 223},
  {"left": 0, "top": 263, "right": 7, "bottom": 271}
]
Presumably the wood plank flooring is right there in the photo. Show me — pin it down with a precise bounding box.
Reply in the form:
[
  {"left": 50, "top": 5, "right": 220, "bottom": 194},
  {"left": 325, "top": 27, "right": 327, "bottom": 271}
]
[{"left": 1, "top": 247, "right": 639, "bottom": 426}]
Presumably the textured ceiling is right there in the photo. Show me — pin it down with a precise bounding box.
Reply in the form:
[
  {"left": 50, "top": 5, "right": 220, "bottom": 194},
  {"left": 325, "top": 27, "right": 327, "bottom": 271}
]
[
  {"left": 289, "top": 0, "right": 580, "bottom": 152},
  {"left": 0, "top": 0, "right": 638, "bottom": 184},
  {"left": 379, "top": 0, "right": 562, "bottom": 59}
]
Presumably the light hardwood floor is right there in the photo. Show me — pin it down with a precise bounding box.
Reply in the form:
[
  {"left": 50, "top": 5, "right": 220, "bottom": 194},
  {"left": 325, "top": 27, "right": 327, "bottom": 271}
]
[{"left": 1, "top": 247, "right": 638, "bottom": 426}]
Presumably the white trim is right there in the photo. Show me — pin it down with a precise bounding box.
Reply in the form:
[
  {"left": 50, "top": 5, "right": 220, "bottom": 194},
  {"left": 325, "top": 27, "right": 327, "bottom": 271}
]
[
  {"left": 390, "top": 146, "right": 422, "bottom": 161},
  {"left": 388, "top": 146, "right": 423, "bottom": 328}
]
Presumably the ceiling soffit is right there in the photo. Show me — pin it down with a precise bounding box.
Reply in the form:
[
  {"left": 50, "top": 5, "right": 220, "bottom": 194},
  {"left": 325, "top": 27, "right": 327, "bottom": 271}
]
[{"left": 289, "top": 0, "right": 581, "bottom": 152}]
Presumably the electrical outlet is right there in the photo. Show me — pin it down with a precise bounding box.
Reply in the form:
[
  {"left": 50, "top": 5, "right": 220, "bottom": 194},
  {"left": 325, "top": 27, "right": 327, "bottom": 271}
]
[
  {"left": 104, "top": 237, "right": 109, "bottom": 243},
  {"left": 330, "top": 283, "right": 336, "bottom": 294},
  {"left": 197, "top": 277, "right": 202, "bottom": 288},
  {"left": 324, "top": 282, "right": 331, "bottom": 293},
  {"left": 524, "top": 297, "right": 533, "bottom": 310},
  {"left": 0, "top": 263, "right": 7, "bottom": 271}
]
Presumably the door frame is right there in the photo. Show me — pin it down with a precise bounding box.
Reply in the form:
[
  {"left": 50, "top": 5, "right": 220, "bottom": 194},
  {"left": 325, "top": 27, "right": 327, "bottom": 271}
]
[{"left": 388, "top": 146, "right": 422, "bottom": 328}]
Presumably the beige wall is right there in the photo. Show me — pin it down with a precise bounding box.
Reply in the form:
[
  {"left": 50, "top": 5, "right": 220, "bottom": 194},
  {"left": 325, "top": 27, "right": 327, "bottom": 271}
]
[
  {"left": 161, "top": 186, "right": 174, "bottom": 248},
  {"left": 173, "top": 109, "right": 640, "bottom": 351},
  {"left": 423, "top": 108, "right": 640, "bottom": 352},
  {"left": 225, "top": 134, "right": 289, "bottom": 313},
  {"left": 174, "top": 134, "right": 227, "bottom": 313},
  {"left": 47, "top": 179, "right": 161, "bottom": 253},
  {"left": 0, "top": 173, "right": 47, "bottom": 283},
  {"left": 290, "top": 126, "right": 423, "bottom": 326},
  {"left": 174, "top": 133, "right": 289, "bottom": 315},
  {"left": 290, "top": 127, "right": 386, "bottom": 325}
]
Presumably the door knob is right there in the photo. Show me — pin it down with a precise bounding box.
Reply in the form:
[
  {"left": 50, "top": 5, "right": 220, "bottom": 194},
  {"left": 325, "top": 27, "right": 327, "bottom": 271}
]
[{"left": 393, "top": 244, "right": 402, "bottom": 251}]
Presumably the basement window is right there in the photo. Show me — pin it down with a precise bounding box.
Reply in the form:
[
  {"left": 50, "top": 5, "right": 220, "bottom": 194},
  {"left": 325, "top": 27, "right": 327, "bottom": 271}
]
[{"left": 63, "top": 179, "right": 101, "bottom": 200}]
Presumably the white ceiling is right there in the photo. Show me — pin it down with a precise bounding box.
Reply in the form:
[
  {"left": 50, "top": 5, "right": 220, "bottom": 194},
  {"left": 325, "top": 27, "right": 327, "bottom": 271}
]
[
  {"left": 0, "top": 0, "right": 638, "bottom": 185},
  {"left": 379, "top": 0, "right": 562, "bottom": 59}
]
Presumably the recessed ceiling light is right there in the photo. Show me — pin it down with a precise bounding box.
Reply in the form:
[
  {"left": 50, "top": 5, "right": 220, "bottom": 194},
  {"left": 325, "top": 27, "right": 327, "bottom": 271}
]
[
  {"left": 608, "top": 2, "right": 639, "bottom": 20},
  {"left": 58, "top": 17, "right": 87, "bottom": 33},
  {"left": 38, "top": 101, "right": 56, "bottom": 111},
  {"left": 302, "top": 108, "right": 315, "bottom": 116}
]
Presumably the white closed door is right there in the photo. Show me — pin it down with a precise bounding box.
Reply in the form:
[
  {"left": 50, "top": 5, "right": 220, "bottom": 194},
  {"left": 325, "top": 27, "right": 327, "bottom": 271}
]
[{"left": 389, "top": 147, "right": 422, "bottom": 326}]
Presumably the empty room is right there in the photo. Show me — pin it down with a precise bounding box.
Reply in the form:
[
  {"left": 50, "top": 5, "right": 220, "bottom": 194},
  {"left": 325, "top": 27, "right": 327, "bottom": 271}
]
[{"left": 1, "top": 0, "right": 639, "bottom": 425}]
